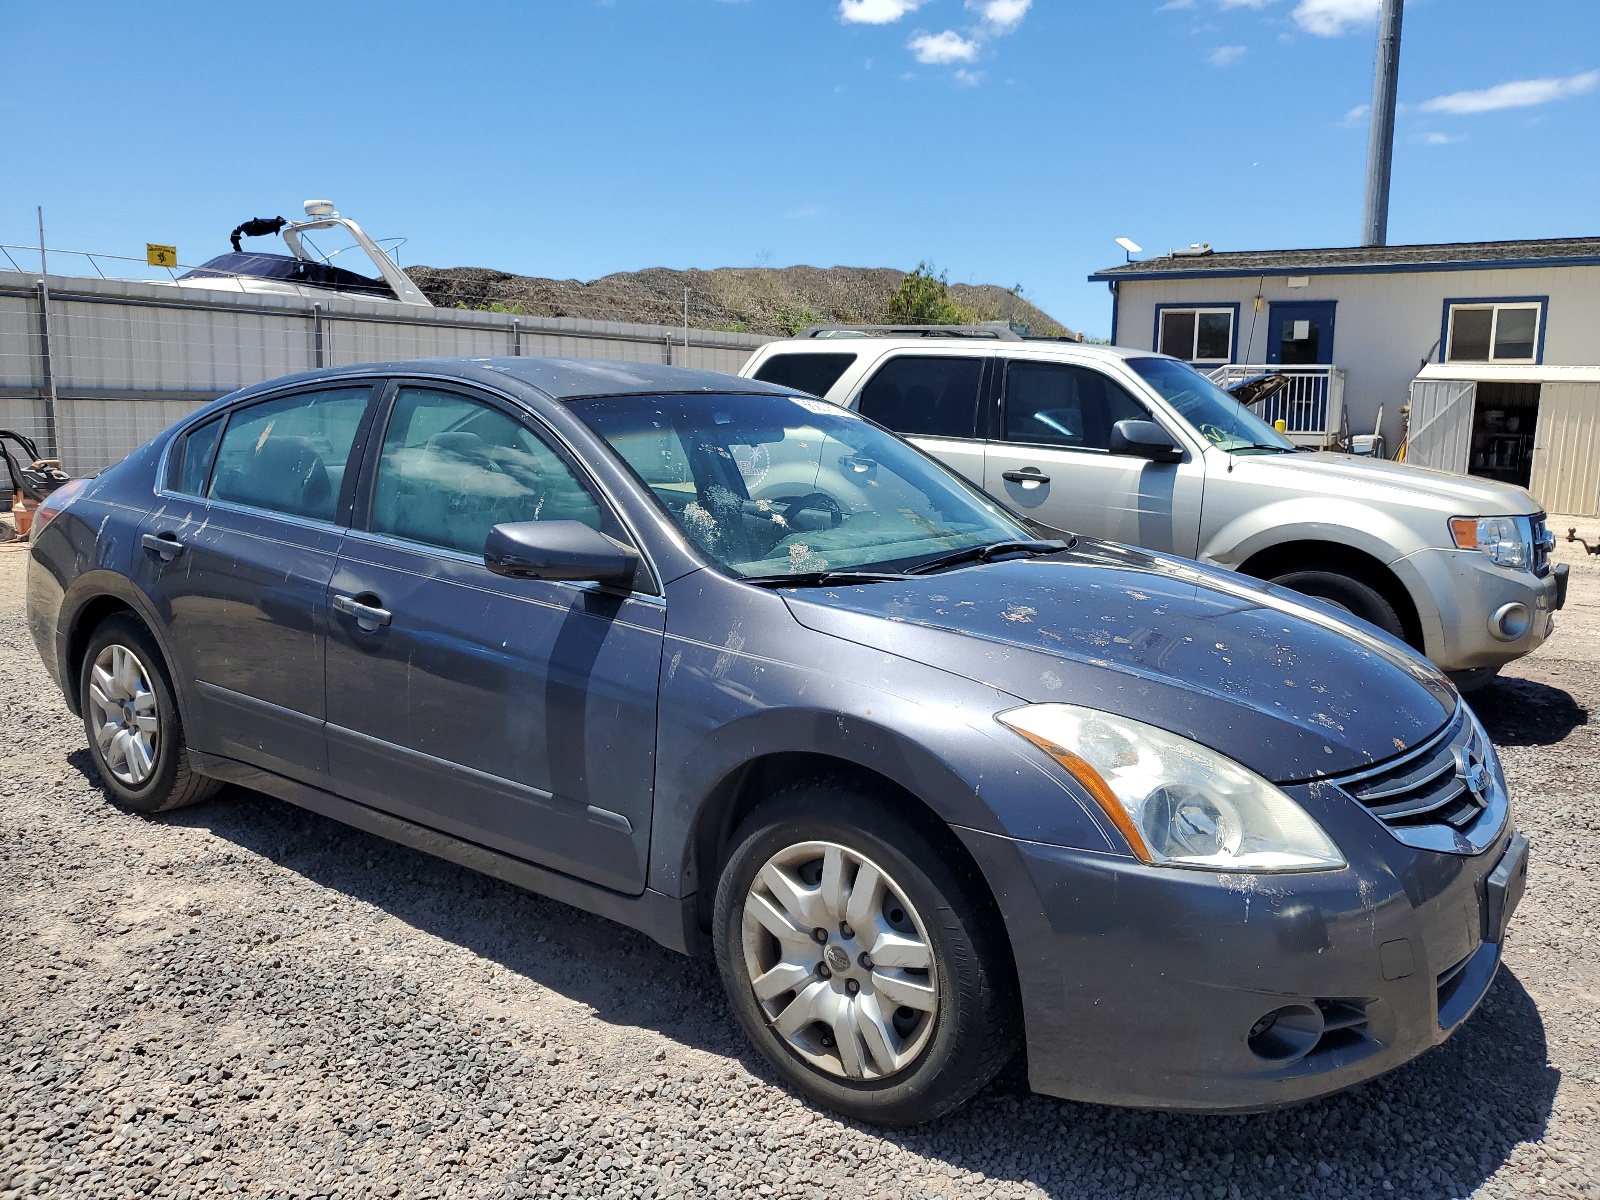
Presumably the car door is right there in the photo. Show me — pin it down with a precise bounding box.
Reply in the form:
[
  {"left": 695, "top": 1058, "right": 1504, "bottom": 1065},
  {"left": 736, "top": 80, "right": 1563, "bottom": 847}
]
[
  {"left": 850, "top": 353, "right": 989, "bottom": 488},
  {"left": 323, "top": 382, "right": 664, "bottom": 895},
  {"left": 983, "top": 359, "right": 1204, "bottom": 555},
  {"left": 132, "top": 383, "right": 378, "bottom": 785}
]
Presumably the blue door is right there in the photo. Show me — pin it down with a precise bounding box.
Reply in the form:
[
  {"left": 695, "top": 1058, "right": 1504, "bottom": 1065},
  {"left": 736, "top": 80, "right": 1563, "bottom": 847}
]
[
  {"left": 1266, "top": 301, "right": 1337, "bottom": 365},
  {"left": 322, "top": 383, "right": 664, "bottom": 895},
  {"left": 1264, "top": 301, "right": 1337, "bottom": 433}
]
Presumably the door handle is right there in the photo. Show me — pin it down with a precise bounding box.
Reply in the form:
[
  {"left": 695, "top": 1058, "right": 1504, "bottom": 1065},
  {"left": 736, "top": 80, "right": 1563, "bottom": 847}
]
[
  {"left": 333, "top": 593, "right": 393, "bottom": 631},
  {"left": 1002, "top": 469, "right": 1050, "bottom": 488},
  {"left": 141, "top": 532, "right": 185, "bottom": 560}
]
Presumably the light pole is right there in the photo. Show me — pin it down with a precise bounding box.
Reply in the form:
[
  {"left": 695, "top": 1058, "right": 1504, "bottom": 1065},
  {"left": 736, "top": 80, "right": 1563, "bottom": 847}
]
[{"left": 1360, "top": 0, "right": 1404, "bottom": 247}]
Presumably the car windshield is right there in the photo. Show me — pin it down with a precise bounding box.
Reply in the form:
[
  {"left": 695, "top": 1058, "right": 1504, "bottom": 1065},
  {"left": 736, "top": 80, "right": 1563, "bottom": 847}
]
[
  {"left": 1125, "top": 357, "right": 1296, "bottom": 453},
  {"left": 569, "top": 392, "right": 1030, "bottom": 579}
]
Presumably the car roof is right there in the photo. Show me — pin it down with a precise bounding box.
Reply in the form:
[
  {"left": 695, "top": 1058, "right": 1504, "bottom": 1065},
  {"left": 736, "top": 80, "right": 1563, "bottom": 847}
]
[
  {"left": 757, "top": 337, "right": 1153, "bottom": 363},
  {"left": 228, "top": 357, "right": 797, "bottom": 403}
]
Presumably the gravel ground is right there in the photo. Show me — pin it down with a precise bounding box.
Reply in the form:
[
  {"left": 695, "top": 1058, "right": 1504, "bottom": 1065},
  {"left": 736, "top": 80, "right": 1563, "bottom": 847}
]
[{"left": 3, "top": 531, "right": 1600, "bottom": 1200}]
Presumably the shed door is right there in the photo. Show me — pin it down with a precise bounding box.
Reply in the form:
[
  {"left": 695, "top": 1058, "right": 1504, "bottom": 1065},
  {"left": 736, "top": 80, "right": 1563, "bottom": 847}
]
[
  {"left": 1529, "top": 381, "right": 1600, "bottom": 517},
  {"left": 1406, "top": 380, "right": 1475, "bottom": 475}
]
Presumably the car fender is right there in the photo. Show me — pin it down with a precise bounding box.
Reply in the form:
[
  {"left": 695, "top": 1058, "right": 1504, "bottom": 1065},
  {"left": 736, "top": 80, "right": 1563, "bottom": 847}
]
[
  {"left": 1200, "top": 496, "right": 1427, "bottom": 573},
  {"left": 54, "top": 567, "right": 192, "bottom": 724}
]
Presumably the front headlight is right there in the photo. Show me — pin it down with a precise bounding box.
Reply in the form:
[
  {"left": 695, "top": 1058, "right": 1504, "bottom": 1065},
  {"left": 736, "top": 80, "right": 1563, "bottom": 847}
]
[
  {"left": 1450, "top": 515, "right": 1533, "bottom": 569},
  {"left": 997, "top": 704, "right": 1345, "bottom": 873}
]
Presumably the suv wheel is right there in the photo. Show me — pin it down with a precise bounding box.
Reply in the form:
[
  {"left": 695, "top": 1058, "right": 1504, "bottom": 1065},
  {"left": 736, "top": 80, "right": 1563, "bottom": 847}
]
[
  {"left": 80, "top": 614, "right": 220, "bottom": 814},
  {"left": 713, "top": 781, "right": 1018, "bottom": 1125},
  {"left": 1269, "top": 567, "right": 1406, "bottom": 642}
]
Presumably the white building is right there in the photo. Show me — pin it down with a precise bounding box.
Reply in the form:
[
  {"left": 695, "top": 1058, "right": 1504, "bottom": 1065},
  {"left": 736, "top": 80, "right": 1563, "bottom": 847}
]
[{"left": 1090, "top": 237, "right": 1600, "bottom": 515}]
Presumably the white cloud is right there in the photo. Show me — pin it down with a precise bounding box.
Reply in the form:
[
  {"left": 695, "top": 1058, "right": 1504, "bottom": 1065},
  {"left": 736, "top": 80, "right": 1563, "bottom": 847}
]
[
  {"left": 1340, "top": 103, "right": 1370, "bottom": 127},
  {"left": 1421, "top": 70, "right": 1599, "bottom": 115},
  {"left": 1209, "top": 44, "right": 1247, "bottom": 66},
  {"left": 908, "top": 29, "right": 981, "bottom": 63},
  {"left": 1157, "top": 0, "right": 1195, "bottom": 9},
  {"left": 1219, "top": 0, "right": 1274, "bottom": 9},
  {"left": 1418, "top": 132, "right": 1465, "bottom": 145},
  {"left": 785, "top": 205, "right": 820, "bottom": 219},
  {"left": 954, "top": 68, "right": 985, "bottom": 85},
  {"left": 965, "top": 0, "right": 1031, "bottom": 33},
  {"left": 839, "top": 0, "right": 927, "bottom": 25},
  {"left": 1291, "top": 0, "right": 1378, "bottom": 36}
]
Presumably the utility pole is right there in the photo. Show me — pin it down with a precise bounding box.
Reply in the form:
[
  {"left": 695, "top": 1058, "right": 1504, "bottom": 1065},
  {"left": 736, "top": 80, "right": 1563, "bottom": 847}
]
[{"left": 1360, "top": 0, "right": 1403, "bottom": 247}]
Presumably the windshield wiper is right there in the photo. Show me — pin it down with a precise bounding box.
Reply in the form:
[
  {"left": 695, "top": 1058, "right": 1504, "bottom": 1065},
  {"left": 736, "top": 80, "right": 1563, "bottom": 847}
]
[
  {"left": 903, "top": 538, "right": 1071, "bottom": 576},
  {"left": 742, "top": 570, "right": 910, "bottom": 588}
]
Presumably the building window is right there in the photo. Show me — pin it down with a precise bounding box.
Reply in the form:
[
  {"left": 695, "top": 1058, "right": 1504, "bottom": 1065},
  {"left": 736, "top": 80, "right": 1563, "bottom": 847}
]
[
  {"left": 1157, "top": 308, "right": 1234, "bottom": 363},
  {"left": 1446, "top": 302, "right": 1542, "bottom": 363}
]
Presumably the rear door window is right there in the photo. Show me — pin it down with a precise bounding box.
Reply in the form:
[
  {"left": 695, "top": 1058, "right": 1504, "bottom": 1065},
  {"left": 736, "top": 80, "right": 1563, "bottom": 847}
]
[
  {"left": 752, "top": 352, "right": 857, "bottom": 398},
  {"left": 208, "top": 386, "right": 373, "bottom": 522},
  {"left": 1001, "top": 361, "right": 1147, "bottom": 450},
  {"left": 167, "top": 414, "right": 225, "bottom": 496},
  {"left": 856, "top": 356, "right": 984, "bottom": 440}
]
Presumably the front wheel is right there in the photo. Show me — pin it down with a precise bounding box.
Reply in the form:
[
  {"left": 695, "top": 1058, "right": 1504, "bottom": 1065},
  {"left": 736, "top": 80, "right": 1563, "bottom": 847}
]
[
  {"left": 713, "top": 782, "right": 1018, "bottom": 1125},
  {"left": 79, "top": 614, "right": 220, "bottom": 814},
  {"left": 1269, "top": 567, "right": 1407, "bottom": 642}
]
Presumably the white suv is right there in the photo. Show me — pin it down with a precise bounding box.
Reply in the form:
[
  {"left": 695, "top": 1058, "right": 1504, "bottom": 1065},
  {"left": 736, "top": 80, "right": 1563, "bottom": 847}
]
[{"left": 740, "top": 329, "right": 1567, "bottom": 688}]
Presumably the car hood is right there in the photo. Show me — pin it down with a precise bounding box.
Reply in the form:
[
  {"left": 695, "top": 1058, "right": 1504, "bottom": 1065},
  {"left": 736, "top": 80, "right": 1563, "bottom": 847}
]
[
  {"left": 781, "top": 540, "right": 1456, "bottom": 783},
  {"left": 1242, "top": 450, "right": 1540, "bottom": 514}
]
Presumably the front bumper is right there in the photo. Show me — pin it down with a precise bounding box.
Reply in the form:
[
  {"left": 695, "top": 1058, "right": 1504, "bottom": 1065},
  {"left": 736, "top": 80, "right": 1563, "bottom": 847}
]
[
  {"left": 1397, "top": 546, "right": 1564, "bottom": 672},
  {"left": 960, "top": 798, "right": 1524, "bottom": 1111}
]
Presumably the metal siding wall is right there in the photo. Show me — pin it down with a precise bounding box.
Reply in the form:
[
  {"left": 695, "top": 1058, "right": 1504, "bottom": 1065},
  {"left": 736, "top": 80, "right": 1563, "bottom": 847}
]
[
  {"left": 1529, "top": 382, "right": 1600, "bottom": 517},
  {"left": 0, "top": 294, "right": 41, "bottom": 389},
  {"left": 1406, "top": 379, "right": 1475, "bottom": 474},
  {"left": 0, "top": 271, "right": 770, "bottom": 472},
  {"left": 56, "top": 398, "right": 213, "bottom": 475}
]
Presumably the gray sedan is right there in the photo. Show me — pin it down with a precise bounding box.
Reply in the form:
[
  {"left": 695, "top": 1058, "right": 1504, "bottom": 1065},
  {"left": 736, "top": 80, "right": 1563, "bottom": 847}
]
[{"left": 26, "top": 358, "right": 1527, "bottom": 1124}]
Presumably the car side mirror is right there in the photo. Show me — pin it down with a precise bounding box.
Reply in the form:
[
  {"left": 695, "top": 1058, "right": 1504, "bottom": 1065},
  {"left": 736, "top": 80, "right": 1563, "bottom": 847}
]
[
  {"left": 1109, "top": 419, "right": 1184, "bottom": 463},
  {"left": 484, "top": 520, "right": 640, "bottom": 589}
]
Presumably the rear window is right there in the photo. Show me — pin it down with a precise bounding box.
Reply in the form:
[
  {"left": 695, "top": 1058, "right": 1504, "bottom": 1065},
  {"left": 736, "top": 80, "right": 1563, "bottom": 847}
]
[
  {"left": 857, "top": 356, "right": 984, "bottom": 440},
  {"left": 753, "top": 352, "right": 857, "bottom": 398}
]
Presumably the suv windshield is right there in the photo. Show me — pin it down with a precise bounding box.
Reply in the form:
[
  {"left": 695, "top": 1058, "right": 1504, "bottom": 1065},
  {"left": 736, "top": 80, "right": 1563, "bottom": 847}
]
[
  {"left": 569, "top": 392, "right": 1029, "bottom": 579},
  {"left": 1125, "top": 357, "right": 1295, "bottom": 454}
]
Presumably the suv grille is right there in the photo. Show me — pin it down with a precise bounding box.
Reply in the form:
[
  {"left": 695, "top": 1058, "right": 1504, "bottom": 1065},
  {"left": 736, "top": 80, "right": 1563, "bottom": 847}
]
[
  {"left": 1532, "top": 514, "right": 1552, "bottom": 577},
  {"left": 1332, "top": 708, "right": 1505, "bottom": 854}
]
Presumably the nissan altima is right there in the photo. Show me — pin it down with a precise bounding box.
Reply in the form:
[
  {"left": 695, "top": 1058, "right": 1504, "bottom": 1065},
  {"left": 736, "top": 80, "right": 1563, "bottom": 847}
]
[{"left": 26, "top": 357, "right": 1528, "bottom": 1125}]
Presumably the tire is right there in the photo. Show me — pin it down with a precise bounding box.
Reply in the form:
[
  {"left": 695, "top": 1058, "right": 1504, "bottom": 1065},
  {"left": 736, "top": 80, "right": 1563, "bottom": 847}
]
[
  {"left": 79, "top": 613, "right": 221, "bottom": 814},
  {"left": 713, "top": 780, "right": 1019, "bottom": 1125},
  {"left": 1269, "top": 567, "right": 1407, "bottom": 642},
  {"left": 1449, "top": 665, "right": 1503, "bottom": 695}
]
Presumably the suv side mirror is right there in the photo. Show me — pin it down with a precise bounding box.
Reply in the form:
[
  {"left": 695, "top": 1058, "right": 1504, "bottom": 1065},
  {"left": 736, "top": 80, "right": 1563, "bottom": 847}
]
[
  {"left": 484, "top": 520, "right": 639, "bottom": 589},
  {"left": 1109, "top": 419, "right": 1184, "bottom": 463}
]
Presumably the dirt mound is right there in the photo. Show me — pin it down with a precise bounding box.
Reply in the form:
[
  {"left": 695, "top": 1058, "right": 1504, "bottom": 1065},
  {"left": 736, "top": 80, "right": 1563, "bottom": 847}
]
[{"left": 403, "top": 263, "right": 1074, "bottom": 339}]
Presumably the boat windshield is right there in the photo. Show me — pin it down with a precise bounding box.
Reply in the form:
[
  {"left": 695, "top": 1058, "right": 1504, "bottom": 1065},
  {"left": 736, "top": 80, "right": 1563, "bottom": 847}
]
[
  {"left": 1126, "top": 357, "right": 1296, "bottom": 454},
  {"left": 568, "top": 392, "right": 1030, "bottom": 580}
]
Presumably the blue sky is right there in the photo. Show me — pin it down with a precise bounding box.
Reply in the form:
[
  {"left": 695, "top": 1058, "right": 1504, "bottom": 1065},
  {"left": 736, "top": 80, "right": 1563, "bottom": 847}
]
[{"left": 2, "top": 0, "right": 1595, "bottom": 336}]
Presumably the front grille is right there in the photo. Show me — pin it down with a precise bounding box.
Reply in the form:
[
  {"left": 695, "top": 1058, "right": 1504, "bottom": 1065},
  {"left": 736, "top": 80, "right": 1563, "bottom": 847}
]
[
  {"left": 1311, "top": 999, "right": 1370, "bottom": 1056},
  {"left": 1332, "top": 708, "right": 1506, "bottom": 853},
  {"left": 1532, "top": 514, "right": 1552, "bottom": 577}
]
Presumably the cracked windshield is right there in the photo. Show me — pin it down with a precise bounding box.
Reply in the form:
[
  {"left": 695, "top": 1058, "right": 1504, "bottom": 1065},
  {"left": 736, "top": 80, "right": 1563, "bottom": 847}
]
[{"left": 571, "top": 393, "right": 1026, "bottom": 579}]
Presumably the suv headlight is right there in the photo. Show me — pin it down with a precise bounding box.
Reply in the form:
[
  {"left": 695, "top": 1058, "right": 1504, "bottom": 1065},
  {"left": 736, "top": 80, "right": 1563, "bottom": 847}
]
[
  {"left": 997, "top": 704, "right": 1345, "bottom": 872},
  {"left": 1450, "top": 515, "right": 1534, "bottom": 569}
]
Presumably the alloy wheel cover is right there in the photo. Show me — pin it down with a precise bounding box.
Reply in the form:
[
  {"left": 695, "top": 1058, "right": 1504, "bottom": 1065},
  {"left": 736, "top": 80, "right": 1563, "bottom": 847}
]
[
  {"left": 88, "top": 644, "right": 160, "bottom": 786},
  {"left": 741, "top": 840, "right": 939, "bottom": 1081}
]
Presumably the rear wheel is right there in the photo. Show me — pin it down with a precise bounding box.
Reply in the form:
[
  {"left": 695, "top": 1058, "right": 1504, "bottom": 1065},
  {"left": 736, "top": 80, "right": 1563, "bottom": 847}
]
[
  {"left": 79, "top": 614, "right": 220, "bottom": 814},
  {"left": 1268, "top": 567, "right": 1407, "bottom": 642},
  {"left": 713, "top": 781, "right": 1018, "bottom": 1125}
]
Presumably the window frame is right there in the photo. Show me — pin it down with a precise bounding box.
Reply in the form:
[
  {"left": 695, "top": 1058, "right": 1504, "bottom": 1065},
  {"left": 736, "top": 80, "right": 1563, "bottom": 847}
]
[
  {"left": 996, "top": 357, "right": 1156, "bottom": 454},
  {"left": 1152, "top": 303, "right": 1239, "bottom": 365},
  {"left": 155, "top": 379, "right": 384, "bottom": 528},
  {"left": 348, "top": 377, "right": 660, "bottom": 595},
  {"left": 1442, "top": 297, "right": 1547, "bottom": 365}
]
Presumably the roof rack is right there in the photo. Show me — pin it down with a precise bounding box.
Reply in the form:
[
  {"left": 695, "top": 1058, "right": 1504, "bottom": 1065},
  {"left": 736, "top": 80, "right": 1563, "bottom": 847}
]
[{"left": 796, "top": 323, "right": 1024, "bottom": 341}]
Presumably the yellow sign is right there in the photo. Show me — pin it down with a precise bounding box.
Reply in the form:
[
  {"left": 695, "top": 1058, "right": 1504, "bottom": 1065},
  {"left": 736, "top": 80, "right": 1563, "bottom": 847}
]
[{"left": 146, "top": 243, "right": 177, "bottom": 268}]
